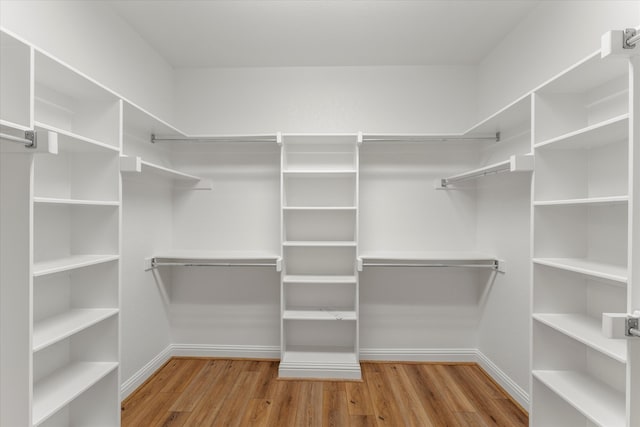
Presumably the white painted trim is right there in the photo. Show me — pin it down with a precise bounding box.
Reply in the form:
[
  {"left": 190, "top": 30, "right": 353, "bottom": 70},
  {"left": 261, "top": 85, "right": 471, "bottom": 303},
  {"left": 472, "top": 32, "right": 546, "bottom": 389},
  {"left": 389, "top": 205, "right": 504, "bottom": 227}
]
[
  {"left": 476, "top": 350, "right": 529, "bottom": 410},
  {"left": 360, "top": 347, "right": 477, "bottom": 362},
  {"left": 171, "top": 344, "right": 280, "bottom": 359},
  {"left": 120, "top": 345, "right": 172, "bottom": 399}
]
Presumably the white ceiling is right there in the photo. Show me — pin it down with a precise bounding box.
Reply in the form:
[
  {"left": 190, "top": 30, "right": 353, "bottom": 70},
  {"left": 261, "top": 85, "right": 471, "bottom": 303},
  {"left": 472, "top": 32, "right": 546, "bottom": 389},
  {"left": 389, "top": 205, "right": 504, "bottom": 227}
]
[{"left": 107, "top": 0, "right": 539, "bottom": 68}]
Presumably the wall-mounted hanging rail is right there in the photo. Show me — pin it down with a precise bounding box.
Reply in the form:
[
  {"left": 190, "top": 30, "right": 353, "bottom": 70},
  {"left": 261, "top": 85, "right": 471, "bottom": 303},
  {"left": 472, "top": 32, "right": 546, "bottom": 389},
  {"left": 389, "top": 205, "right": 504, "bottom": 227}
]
[
  {"left": 357, "top": 252, "right": 505, "bottom": 273},
  {"left": 0, "top": 130, "right": 37, "bottom": 148},
  {"left": 151, "top": 133, "right": 281, "bottom": 144},
  {"left": 144, "top": 252, "right": 282, "bottom": 271},
  {"left": 437, "top": 154, "right": 533, "bottom": 189},
  {"left": 359, "top": 132, "right": 500, "bottom": 144}
]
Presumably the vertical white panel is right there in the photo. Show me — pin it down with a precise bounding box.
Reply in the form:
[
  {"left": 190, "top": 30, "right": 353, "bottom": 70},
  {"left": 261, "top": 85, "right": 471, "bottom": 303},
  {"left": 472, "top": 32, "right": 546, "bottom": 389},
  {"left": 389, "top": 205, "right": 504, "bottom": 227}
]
[
  {"left": 0, "top": 153, "right": 33, "bottom": 426},
  {"left": 627, "top": 53, "right": 640, "bottom": 427}
]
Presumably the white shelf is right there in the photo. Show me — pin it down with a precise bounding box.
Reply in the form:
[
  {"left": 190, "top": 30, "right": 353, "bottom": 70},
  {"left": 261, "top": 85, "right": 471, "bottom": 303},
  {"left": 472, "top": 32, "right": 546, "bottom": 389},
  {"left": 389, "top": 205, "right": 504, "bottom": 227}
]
[
  {"left": 533, "top": 258, "right": 627, "bottom": 284},
  {"left": 33, "top": 254, "right": 119, "bottom": 277},
  {"left": 534, "top": 115, "right": 629, "bottom": 150},
  {"left": 283, "top": 309, "right": 357, "bottom": 321},
  {"left": 32, "top": 362, "right": 118, "bottom": 426},
  {"left": 532, "top": 370, "right": 625, "bottom": 427},
  {"left": 33, "top": 309, "right": 119, "bottom": 352},
  {"left": 283, "top": 241, "right": 356, "bottom": 247},
  {"left": 534, "top": 196, "right": 628, "bottom": 207},
  {"left": 33, "top": 197, "right": 119, "bottom": 207},
  {"left": 464, "top": 94, "right": 532, "bottom": 135},
  {"left": 283, "top": 275, "right": 357, "bottom": 284},
  {"left": 151, "top": 250, "right": 280, "bottom": 262},
  {"left": 533, "top": 313, "right": 626, "bottom": 363},
  {"left": 439, "top": 154, "right": 533, "bottom": 188},
  {"left": 359, "top": 251, "right": 497, "bottom": 262},
  {"left": 283, "top": 169, "right": 357, "bottom": 175},
  {"left": 120, "top": 156, "right": 212, "bottom": 189},
  {"left": 34, "top": 122, "right": 119, "bottom": 153},
  {"left": 283, "top": 206, "right": 357, "bottom": 212}
]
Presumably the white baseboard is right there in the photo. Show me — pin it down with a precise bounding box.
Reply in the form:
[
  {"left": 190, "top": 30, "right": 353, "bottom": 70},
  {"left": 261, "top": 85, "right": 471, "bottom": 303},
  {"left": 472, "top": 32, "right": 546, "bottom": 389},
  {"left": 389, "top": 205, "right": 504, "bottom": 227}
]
[
  {"left": 120, "top": 345, "right": 172, "bottom": 399},
  {"left": 475, "top": 350, "right": 529, "bottom": 409},
  {"left": 360, "top": 347, "right": 477, "bottom": 362},
  {"left": 171, "top": 344, "right": 280, "bottom": 359}
]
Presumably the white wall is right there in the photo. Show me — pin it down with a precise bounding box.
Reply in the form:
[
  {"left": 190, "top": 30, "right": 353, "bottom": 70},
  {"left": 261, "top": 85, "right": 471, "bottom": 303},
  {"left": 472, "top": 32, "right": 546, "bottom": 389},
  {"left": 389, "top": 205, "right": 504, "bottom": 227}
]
[
  {"left": 477, "top": 0, "right": 640, "bottom": 119},
  {"left": 0, "top": 0, "right": 175, "bottom": 121},
  {"left": 174, "top": 66, "right": 477, "bottom": 134}
]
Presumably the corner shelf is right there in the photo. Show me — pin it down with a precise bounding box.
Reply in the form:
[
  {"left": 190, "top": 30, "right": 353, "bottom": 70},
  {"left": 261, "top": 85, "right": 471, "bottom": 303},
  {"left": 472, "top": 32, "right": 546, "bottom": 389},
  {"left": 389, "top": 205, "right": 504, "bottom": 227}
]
[
  {"left": 532, "top": 258, "right": 627, "bottom": 284},
  {"left": 32, "top": 362, "right": 118, "bottom": 426},
  {"left": 33, "top": 254, "right": 119, "bottom": 277},
  {"left": 533, "top": 313, "right": 626, "bottom": 363},
  {"left": 533, "top": 370, "right": 625, "bottom": 427},
  {"left": 437, "top": 154, "right": 534, "bottom": 188},
  {"left": 534, "top": 114, "right": 628, "bottom": 150},
  {"left": 120, "top": 155, "right": 212, "bottom": 189},
  {"left": 33, "top": 309, "right": 119, "bottom": 352}
]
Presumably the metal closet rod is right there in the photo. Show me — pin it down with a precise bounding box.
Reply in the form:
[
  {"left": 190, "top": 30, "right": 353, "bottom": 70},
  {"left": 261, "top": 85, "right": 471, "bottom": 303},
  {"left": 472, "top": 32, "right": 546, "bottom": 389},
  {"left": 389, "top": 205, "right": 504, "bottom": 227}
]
[
  {"left": 361, "top": 262, "right": 499, "bottom": 270},
  {"left": 362, "top": 133, "right": 500, "bottom": 143},
  {"left": 150, "top": 259, "right": 278, "bottom": 269},
  {"left": 441, "top": 166, "right": 510, "bottom": 187},
  {"left": 151, "top": 134, "right": 278, "bottom": 143},
  {"left": 0, "top": 130, "right": 37, "bottom": 148}
]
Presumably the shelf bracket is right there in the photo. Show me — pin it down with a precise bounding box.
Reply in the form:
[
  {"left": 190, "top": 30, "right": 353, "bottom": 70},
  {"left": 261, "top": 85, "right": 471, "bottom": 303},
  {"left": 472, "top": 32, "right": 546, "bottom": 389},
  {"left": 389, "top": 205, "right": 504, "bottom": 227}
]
[
  {"left": 276, "top": 132, "right": 282, "bottom": 146},
  {"left": 357, "top": 131, "right": 363, "bottom": 146},
  {"left": 495, "top": 259, "right": 506, "bottom": 274},
  {"left": 603, "top": 311, "right": 640, "bottom": 338},
  {"left": 627, "top": 311, "right": 640, "bottom": 338}
]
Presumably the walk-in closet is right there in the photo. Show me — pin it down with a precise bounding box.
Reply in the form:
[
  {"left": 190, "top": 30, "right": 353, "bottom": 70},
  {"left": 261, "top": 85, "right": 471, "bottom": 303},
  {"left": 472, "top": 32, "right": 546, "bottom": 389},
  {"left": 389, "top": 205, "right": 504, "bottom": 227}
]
[{"left": 1, "top": 1, "right": 639, "bottom": 426}]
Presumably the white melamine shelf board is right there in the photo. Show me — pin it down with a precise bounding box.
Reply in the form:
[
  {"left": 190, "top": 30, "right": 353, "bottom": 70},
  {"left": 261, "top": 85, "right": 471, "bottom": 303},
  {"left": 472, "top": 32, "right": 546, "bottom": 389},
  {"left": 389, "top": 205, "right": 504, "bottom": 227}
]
[
  {"left": 283, "top": 207, "right": 357, "bottom": 212},
  {"left": 35, "top": 122, "right": 119, "bottom": 153},
  {"left": 465, "top": 94, "right": 532, "bottom": 135},
  {"left": 139, "top": 159, "right": 200, "bottom": 181},
  {"left": 120, "top": 156, "right": 211, "bottom": 189},
  {"left": 535, "top": 50, "right": 628, "bottom": 95},
  {"left": 283, "top": 275, "right": 357, "bottom": 284},
  {"left": 532, "top": 370, "right": 625, "bottom": 427},
  {"left": 534, "top": 115, "right": 629, "bottom": 150},
  {"left": 122, "top": 101, "right": 185, "bottom": 137},
  {"left": 283, "top": 169, "right": 357, "bottom": 175},
  {"left": 33, "top": 197, "right": 119, "bottom": 207},
  {"left": 282, "top": 133, "right": 357, "bottom": 144},
  {"left": 283, "top": 241, "right": 357, "bottom": 248},
  {"left": 359, "top": 251, "right": 497, "bottom": 262},
  {"left": 35, "top": 50, "right": 118, "bottom": 102},
  {"left": 532, "top": 258, "right": 627, "bottom": 284},
  {"left": 33, "top": 309, "right": 119, "bottom": 352},
  {"left": 32, "top": 362, "right": 118, "bottom": 426},
  {"left": 533, "top": 313, "right": 626, "bottom": 363},
  {"left": 0, "top": 119, "right": 31, "bottom": 133},
  {"left": 283, "top": 309, "right": 357, "bottom": 321},
  {"left": 534, "top": 196, "right": 629, "bottom": 207},
  {"left": 282, "top": 346, "right": 358, "bottom": 364},
  {"left": 33, "top": 254, "right": 119, "bottom": 277},
  {"left": 152, "top": 250, "right": 280, "bottom": 262}
]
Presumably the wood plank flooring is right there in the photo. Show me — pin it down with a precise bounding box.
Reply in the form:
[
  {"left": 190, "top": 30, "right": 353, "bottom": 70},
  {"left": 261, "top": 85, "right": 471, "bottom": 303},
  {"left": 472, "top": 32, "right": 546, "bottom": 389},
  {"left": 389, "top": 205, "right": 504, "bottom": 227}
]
[{"left": 121, "top": 358, "right": 528, "bottom": 427}]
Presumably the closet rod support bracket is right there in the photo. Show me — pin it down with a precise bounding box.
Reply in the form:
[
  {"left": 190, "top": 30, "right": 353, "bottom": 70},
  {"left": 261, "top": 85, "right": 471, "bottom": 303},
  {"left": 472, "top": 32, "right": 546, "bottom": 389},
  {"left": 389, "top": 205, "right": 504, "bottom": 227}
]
[
  {"left": 626, "top": 312, "right": 640, "bottom": 338},
  {"left": 495, "top": 259, "right": 506, "bottom": 274}
]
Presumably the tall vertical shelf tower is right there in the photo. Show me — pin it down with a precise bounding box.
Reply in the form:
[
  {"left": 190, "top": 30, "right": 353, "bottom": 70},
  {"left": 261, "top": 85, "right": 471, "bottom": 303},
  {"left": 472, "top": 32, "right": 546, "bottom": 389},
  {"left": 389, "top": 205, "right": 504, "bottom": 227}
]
[
  {"left": 1, "top": 29, "right": 122, "bottom": 426},
  {"left": 279, "top": 135, "right": 361, "bottom": 379},
  {"left": 531, "top": 52, "right": 633, "bottom": 426}
]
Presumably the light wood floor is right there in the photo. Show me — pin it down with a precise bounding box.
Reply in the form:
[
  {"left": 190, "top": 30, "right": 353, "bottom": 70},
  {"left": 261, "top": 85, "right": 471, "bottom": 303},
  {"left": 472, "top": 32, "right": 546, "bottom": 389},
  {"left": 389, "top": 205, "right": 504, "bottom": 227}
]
[{"left": 121, "top": 358, "right": 528, "bottom": 427}]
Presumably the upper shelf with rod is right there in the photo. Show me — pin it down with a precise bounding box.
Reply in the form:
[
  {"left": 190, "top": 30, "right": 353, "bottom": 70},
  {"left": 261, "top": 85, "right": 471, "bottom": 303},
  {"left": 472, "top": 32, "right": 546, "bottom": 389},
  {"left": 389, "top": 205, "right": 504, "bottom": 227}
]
[
  {"left": 144, "top": 250, "right": 282, "bottom": 272},
  {"left": 358, "top": 251, "right": 505, "bottom": 273},
  {"left": 436, "top": 154, "right": 534, "bottom": 189}
]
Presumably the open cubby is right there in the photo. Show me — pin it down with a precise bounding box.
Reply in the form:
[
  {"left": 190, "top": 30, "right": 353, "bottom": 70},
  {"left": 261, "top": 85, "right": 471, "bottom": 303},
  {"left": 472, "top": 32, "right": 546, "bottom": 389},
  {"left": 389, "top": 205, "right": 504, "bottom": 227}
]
[
  {"left": 284, "top": 246, "right": 356, "bottom": 276},
  {"left": 34, "top": 52, "right": 120, "bottom": 148},
  {"left": 284, "top": 282, "right": 356, "bottom": 312},
  {"left": 283, "top": 135, "right": 357, "bottom": 171},
  {"left": 284, "top": 174, "right": 356, "bottom": 207},
  {"left": 34, "top": 151, "right": 120, "bottom": 202},
  {"left": 34, "top": 204, "right": 119, "bottom": 265},
  {"left": 284, "top": 209, "right": 356, "bottom": 242}
]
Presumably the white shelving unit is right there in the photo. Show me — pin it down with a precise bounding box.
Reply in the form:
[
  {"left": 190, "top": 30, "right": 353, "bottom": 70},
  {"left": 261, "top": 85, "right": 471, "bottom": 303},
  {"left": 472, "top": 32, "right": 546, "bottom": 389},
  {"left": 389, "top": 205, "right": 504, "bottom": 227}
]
[
  {"left": 531, "top": 51, "right": 631, "bottom": 426},
  {"left": 279, "top": 134, "right": 361, "bottom": 380},
  {"left": 27, "top": 49, "right": 122, "bottom": 427}
]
